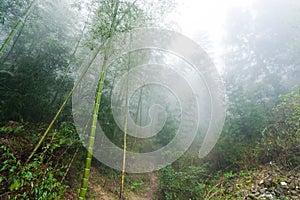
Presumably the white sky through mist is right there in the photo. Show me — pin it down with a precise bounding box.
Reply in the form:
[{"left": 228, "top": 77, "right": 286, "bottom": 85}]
[{"left": 166, "top": 0, "right": 255, "bottom": 72}]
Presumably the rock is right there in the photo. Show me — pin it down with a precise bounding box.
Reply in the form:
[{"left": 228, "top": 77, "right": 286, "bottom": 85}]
[
  {"left": 221, "top": 164, "right": 300, "bottom": 200},
  {"left": 259, "top": 193, "right": 275, "bottom": 199},
  {"left": 259, "top": 180, "right": 264, "bottom": 185},
  {"left": 274, "top": 188, "right": 280, "bottom": 196},
  {"left": 290, "top": 190, "right": 298, "bottom": 195},
  {"left": 259, "top": 188, "right": 267, "bottom": 193},
  {"left": 280, "top": 182, "right": 288, "bottom": 186},
  {"left": 250, "top": 187, "right": 257, "bottom": 193}
]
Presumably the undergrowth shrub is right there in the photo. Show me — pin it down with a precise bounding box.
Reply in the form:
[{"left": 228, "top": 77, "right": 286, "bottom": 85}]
[
  {"left": 0, "top": 145, "right": 68, "bottom": 199},
  {"left": 259, "top": 86, "right": 300, "bottom": 166},
  {"left": 159, "top": 165, "right": 208, "bottom": 200},
  {"left": 0, "top": 121, "right": 81, "bottom": 199}
]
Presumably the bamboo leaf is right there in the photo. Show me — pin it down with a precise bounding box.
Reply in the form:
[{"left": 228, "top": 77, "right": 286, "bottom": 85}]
[{"left": 0, "top": 70, "right": 14, "bottom": 76}]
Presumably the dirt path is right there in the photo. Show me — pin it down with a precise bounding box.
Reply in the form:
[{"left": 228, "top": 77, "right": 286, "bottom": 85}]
[
  {"left": 146, "top": 172, "right": 159, "bottom": 199},
  {"left": 128, "top": 172, "right": 159, "bottom": 200},
  {"left": 87, "top": 167, "right": 116, "bottom": 200},
  {"left": 80, "top": 167, "right": 159, "bottom": 200}
]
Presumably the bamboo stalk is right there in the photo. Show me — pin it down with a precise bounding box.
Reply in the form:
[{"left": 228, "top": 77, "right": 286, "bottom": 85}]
[
  {"left": 0, "top": 17, "right": 26, "bottom": 66},
  {"left": 131, "top": 83, "right": 144, "bottom": 149},
  {"left": 61, "top": 146, "right": 80, "bottom": 183},
  {"left": 50, "top": 8, "right": 93, "bottom": 105},
  {"left": 78, "top": 69, "right": 106, "bottom": 199},
  {"left": 41, "top": 130, "right": 57, "bottom": 162},
  {"left": 120, "top": 99, "right": 128, "bottom": 200},
  {"left": 0, "top": 0, "right": 37, "bottom": 59},
  {"left": 26, "top": 46, "right": 103, "bottom": 164},
  {"left": 119, "top": 46, "right": 131, "bottom": 200},
  {"left": 78, "top": 1, "right": 120, "bottom": 199},
  {"left": 119, "top": 97, "right": 128, "bottom": 200},
  {"left": 26, "top": 0, "right": 138, "bottom": 165}
]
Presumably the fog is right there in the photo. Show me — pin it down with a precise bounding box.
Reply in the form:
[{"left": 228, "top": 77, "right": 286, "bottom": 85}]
[{"left": 0, "top": 0, "right": 299, "bottom": 198}]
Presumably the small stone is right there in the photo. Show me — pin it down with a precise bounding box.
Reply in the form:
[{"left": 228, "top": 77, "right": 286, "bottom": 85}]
[
  {"left": 259, "top": 188, "right": 267, "bottom": 193},
  {"left": 274, "top": 188, "right": 280, "bottom": 196},
  {"left": 254, "top": 192, "right": 260, "bottom": 196},
  {"left": 291, "top": 190, "right": 298, "bottom": 195},
  {"left": 259, "top": 193, "right": 274, "bottom": 199},
  {"left": 251, "top": 187, "right": 257, "bottom": 193},
  {"left": 280, "top": 182, "right": 288, "bottom": 186}
]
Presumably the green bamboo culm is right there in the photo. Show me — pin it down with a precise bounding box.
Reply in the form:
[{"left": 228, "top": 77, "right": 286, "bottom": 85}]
[
  {"left": 119, "top": 33, "right": 132, "bottom": 200},
  {"left": 0, "top": 0, "right": 37, "bottom": 59},
  {"left": 78, "top": 0, "right": 120, "bottom": 199},
  {"left": 26, "top": 6, "right": 99, "bottom": 164},
  {"left": 0, "top": 70, "right": 14, "bottom": 76},
  {"left": 78, "top": 68, "right": 106, "bottom": 199},
  {"left": 25, "top": 46, "right": 103, "bottom": 164},
  {"left": 26, "top": 0, "right": 137, "bottom": 165},
  {"left": 50, "top": 8, "right": 93, "bottom": 105}
]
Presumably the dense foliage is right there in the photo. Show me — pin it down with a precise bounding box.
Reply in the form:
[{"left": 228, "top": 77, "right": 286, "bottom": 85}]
[{"left": 0, "top": 122, "right": 80, "bottom": 199}]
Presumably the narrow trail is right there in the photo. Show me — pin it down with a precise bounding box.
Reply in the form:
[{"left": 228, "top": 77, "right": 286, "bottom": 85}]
[
  {"left": 128, "top": 172, "right": 159, "bottom": 200},
  {"left": 86, "top": 167, "right": 116, "bottom": 200},
  {"left": 73, "top": 167, "right": 159, "bottom": 200},
  {"left": 146, "top": 172, "right": 159, "bottom": 199}
]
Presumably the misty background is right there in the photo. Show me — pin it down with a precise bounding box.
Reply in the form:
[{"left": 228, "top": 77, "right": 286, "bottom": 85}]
[{"left": 0, "top": 0, "right": 299, "bottom": 199}]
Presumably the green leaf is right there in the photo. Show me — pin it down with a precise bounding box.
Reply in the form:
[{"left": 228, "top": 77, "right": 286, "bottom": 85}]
[
  {"left": 0, "top": 70, "right": 14, "bottom": 76},
  {"left": 9, "top": 180, "right": 20, "bottom": 191}
]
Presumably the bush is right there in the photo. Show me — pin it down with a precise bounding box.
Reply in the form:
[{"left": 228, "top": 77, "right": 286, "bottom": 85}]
[
  {"left": 259, "top": 85, "right": 300, "bottom": 166},
  {"left": 0, "top": 145, "right": 68, "bottom": 199},
  {"left": 159, "top": 165, "right": 208, "bottom": 200}
]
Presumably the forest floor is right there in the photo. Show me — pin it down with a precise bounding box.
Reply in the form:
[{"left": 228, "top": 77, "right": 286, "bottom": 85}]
[
  {"left": 66, "top": 166, "right": 159, "bottom": 200},
  {"left": 69, "top": 163, "right": 300, "bottom": 200},
  {"left": 126, "top": 172, "right": 159, "bottom": 200},
  {"left": 86, "top": 167, "right": 158, "bottom": 200},
  {"left": 1, "top": 122, "right": 299, "bottom": 199},
  {"left": 208, "top": 163, "right": 300, "bottom": 199}
]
